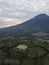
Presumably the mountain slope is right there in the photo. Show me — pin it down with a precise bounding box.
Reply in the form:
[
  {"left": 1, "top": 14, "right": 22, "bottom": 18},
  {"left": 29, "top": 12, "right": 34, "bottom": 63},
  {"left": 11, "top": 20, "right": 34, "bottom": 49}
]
[{"left": 0, "top": 14, "right": 49, "bottom": 37}]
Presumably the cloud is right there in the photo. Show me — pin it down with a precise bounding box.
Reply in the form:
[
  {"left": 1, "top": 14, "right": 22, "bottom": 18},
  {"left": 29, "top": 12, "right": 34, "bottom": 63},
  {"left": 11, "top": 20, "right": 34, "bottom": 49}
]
[
  {"left": 0, "top": 0, "right": 49, "bottom": 18},
  {"left": 0, "top": 17, "right": 26, "bottom": 28},
  {"left": 0, "top": 0, "right": 49, "bottom": 28}
]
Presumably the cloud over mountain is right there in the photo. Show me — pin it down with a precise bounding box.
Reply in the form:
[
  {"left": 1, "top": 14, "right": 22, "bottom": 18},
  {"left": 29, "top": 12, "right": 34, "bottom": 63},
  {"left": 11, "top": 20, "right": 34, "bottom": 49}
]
[
  {"left": 0, "top": 0, "right": 49, "bottom": 18},
  {"left": 0, "top": 0, "right": 49, "bottom": 28}
]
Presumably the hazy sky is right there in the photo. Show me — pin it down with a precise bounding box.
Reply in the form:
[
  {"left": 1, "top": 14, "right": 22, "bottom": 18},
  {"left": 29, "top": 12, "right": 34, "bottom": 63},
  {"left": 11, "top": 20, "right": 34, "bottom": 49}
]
[{"left": 0, "top": 0, "right": 49, "bottom": 28}]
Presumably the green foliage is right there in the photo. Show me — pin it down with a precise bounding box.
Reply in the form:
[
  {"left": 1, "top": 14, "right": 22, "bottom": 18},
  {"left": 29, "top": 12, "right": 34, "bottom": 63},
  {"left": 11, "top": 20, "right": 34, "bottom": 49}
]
[{"left": 0, "top": 36, "right": 49, "bottom": 65}]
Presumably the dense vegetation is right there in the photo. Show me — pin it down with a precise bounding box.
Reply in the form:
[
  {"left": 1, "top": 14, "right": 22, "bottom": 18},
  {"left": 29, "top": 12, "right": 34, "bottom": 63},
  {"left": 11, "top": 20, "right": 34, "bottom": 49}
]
[{"left": 0, "top": 36, "right": 49, "bottom": 65}]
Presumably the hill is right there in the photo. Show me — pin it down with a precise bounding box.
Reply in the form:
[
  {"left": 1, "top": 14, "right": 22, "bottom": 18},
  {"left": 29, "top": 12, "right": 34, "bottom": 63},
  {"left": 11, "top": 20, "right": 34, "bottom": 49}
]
[{"left": 0, "top": 14, "right": 49, "bottom": 37}]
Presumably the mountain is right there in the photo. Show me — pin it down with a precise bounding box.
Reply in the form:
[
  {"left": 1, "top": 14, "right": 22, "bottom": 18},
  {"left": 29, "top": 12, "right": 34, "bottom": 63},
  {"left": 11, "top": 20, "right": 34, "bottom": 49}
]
[{"left": 0, "top": 14, "right": 49, "bottom": 37}]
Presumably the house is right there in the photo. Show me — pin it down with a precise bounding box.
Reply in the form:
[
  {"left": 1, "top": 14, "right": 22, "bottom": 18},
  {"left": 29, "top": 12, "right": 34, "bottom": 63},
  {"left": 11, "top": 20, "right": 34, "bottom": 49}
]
[
  {"left": 17, "top": 44, "right": 28, "bottom": 50},
  {"left": 13, "top": 44, "right": 28, "bottom": 53}
]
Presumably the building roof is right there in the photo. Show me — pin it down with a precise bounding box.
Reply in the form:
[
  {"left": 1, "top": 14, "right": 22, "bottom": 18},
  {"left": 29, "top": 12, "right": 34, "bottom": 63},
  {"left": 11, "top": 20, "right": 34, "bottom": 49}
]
[{"left": 17, "top": 45, "right": 28, "bottom": 50}]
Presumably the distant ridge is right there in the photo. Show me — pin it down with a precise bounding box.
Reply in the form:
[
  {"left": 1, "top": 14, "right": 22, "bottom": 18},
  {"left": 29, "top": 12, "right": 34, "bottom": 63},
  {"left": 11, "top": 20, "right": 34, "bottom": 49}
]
[{"left": 0, "top": 14, "right": 49, "bottom": 37}]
